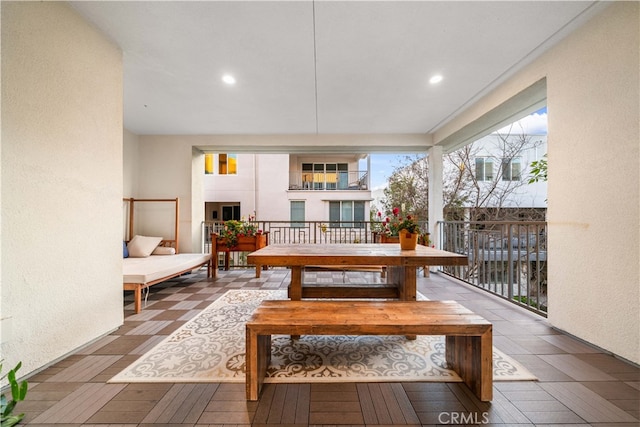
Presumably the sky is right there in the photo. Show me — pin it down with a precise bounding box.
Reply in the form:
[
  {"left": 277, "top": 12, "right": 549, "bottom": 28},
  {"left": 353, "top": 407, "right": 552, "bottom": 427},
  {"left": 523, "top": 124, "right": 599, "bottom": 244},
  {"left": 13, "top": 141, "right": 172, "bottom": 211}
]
[{"left": 366, "top": 107, "right": 548, "bottom": 190}]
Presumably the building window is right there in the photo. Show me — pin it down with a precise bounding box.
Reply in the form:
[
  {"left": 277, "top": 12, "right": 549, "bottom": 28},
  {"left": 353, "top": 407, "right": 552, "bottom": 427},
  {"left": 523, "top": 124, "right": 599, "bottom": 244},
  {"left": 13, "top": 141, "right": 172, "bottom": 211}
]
[
  {"left": 204, "top": 153, "right": 237, "bottom": 175},
  {"left": 222, "top": 205, "right": 240, "bottom": 221},
  {"left": 302, "top": 162, "right": 349, "bottom": 190},
  {"left": 313, "top": 163, "right": 324, "bottom": 190},
  {"left": 219, "top": 153, "right": 237, "bottom": 175},
  {"left": 501, "top": 158, "right": 522, "bottom": 181},
  {"left": 290, "top": 201, "right": 305, "bottom": 228},
  {"left": 475, "top": 157, "right": 493, "bottom": 181},
  {"left": 205, "top": 154, "right": 214, "bottom": 174},
  {"left": 329, "top": 201, "right": 365, "bottom": 228}
]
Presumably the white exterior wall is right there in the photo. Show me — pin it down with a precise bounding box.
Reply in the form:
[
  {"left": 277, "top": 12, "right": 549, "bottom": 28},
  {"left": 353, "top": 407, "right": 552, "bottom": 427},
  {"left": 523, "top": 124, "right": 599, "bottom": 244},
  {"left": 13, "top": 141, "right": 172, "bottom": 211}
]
[
  {"left": 1, "top": 2, "right": 124, "bottom": 375},
  {"left": 289, "top": 191, "right": 372, "bottom": 222},
  {"left": 469, "top": 134, "right": 548, "bottom": 208},
  {"left": 204, "top": 154, "right": 258, "bottom": 218},
  {"left": 256, "top": 155, "right": 291, "bottom": 220},
  {"left": 123, "top": 129, "right": 140, "bottom": 198},
  {"left": 204, "top": 153, "right": 371, "bottom": 223},
  {"left": 203, "top": 153, "right": 291, "bottom": 221},
  {"left": 136, "top": 137, "right": 204, "bottom": 253}
]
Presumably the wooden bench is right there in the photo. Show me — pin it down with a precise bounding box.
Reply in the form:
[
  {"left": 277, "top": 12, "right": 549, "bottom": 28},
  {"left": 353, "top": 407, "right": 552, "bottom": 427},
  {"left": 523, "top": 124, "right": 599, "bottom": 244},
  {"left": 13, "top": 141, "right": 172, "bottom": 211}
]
[{"left": 245, "top": 300, "right": 493, "bottom": 402}]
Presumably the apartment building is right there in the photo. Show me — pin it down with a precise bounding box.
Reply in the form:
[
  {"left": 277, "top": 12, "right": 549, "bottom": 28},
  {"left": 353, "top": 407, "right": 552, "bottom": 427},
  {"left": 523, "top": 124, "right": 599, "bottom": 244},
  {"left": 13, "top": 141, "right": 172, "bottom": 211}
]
[{"left": 204, "top": 153, "right": 372, "bottom": 223}]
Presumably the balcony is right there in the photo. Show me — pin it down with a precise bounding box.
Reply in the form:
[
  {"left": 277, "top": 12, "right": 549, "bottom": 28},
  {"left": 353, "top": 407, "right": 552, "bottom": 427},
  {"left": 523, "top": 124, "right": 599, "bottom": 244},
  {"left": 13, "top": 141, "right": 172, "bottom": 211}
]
[
  {"left": 288, "top": 170, "right": 369, "bottom": 190},
  {"left": 203, "top": 219, "right": 546, "bottom": 314}
]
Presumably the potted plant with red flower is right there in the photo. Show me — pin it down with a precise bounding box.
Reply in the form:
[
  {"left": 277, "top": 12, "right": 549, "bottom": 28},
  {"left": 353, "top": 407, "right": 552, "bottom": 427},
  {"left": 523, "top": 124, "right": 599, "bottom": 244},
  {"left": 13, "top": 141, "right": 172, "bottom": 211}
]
[{"left": 378, "top": 207, "right": 420, "bottom": 249}]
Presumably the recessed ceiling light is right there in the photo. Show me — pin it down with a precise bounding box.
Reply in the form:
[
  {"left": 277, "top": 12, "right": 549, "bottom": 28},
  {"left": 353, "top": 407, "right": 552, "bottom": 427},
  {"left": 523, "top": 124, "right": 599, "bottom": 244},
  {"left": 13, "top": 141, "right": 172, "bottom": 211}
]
[
  {"left": 222, "top": 74, "right": 236, "bottom": 85},
  {"left": 429, "top": 74, "right": 443, "bottom": 84}
]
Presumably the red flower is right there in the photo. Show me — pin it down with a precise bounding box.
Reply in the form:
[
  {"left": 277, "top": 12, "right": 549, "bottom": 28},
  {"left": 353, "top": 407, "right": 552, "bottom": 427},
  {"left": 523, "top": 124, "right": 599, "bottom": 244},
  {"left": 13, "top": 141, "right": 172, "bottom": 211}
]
[{"left": 392, "top": 207, "right": 400, "bottom": 215}]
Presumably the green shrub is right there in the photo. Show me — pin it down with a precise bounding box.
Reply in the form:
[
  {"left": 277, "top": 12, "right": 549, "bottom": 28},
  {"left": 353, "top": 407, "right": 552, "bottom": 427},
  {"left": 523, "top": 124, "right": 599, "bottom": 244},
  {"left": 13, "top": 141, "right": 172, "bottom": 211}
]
[{"left": 1, "top": 361, "right": 28, "bottom": 427}]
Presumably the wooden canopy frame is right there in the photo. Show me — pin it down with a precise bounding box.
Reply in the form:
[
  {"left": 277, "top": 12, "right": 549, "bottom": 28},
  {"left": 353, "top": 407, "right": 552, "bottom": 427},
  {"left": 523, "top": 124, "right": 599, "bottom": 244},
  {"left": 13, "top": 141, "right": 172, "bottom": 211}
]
[{"left": 123, "top": 197, "right": 180, "bottom": 252}]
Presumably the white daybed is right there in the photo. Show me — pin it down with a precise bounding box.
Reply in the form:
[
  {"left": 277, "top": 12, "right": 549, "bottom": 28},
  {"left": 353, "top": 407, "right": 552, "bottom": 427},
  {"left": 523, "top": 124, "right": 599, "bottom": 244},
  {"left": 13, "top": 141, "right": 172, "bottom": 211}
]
[
  {"left": 123, "top": 198, "right": 212, "bottom": 313},
  {"left": 124, "top": 250, "right": 211, "bottom": 314}
]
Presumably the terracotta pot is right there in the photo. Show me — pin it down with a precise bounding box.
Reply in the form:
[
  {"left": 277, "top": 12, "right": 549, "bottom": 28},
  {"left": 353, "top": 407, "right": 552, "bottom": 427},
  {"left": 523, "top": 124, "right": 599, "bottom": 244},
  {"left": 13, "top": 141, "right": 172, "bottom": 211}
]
[{"left": 399, "top": 231, "right": 418, "bottom": 250}]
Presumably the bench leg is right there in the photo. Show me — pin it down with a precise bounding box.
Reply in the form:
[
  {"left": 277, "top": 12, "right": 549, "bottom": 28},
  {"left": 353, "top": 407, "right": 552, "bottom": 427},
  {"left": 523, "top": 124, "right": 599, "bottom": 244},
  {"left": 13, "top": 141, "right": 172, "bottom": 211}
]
[
  {"left": 246, "top": 328, "right": 271, "bottom": 401},
  {"left": 134, "top": 285, "right": 142, "bottom": 314},
  {"left": 445, "top": 329, "right": 493, "bottom": 401},
  {"left": 255, "top": 264, "right": 261, "bottom": 278}
]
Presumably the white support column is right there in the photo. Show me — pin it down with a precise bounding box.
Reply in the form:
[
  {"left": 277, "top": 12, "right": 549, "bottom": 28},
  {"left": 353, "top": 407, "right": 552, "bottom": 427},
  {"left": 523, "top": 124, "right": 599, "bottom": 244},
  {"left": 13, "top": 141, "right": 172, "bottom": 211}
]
[
  {"left": 427, "top": 146, "right": 444, "bottom": 248},
  {"left": 367, "top": 154, "right": 371, "bottom": 190}
]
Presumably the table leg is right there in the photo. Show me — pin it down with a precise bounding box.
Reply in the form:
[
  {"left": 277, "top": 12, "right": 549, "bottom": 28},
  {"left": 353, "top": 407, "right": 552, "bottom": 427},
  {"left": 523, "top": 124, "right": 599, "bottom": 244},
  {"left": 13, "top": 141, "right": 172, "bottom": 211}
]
[
  {"left": 403, "top": 266, "right": 417, "bottom": 340},
  {"left": 402, "top": 266, "right": 417, "bottom": 302},
  {"left": 387, "top": 266, "right": 417, "bottom": 301},
  {"left": 289, "top": 266, "right": 303, "bottom": 300},
  {"left": 387, "top": 266, "right": 417, "bottom": 339},
  {"left": 288, "top": 266, "right": 303, "bottom": 339}
]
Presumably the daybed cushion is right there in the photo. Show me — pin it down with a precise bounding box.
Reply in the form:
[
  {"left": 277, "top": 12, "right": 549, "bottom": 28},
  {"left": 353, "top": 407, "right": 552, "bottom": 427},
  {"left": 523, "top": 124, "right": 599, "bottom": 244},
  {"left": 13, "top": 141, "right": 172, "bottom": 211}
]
[
  {"left": 127, "top": 235, "right": 162, "bottom": 257},
  {"left": 152, "top": 246, "right": 176, "bottom": 255},
  {"left": 123, "top": 253, "right": 211, "bottom": 284},
  {"left": 123, "top": 241, "right": 129, "bottom": 258}
]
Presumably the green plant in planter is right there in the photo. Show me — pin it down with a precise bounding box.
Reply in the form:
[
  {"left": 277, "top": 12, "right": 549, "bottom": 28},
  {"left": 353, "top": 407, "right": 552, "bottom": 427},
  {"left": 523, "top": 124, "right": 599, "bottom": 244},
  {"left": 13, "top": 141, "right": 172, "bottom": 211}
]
[
  {"left": 219, "top": 215, "right": 262, "bottom": 248},
  {"left": 1, "top": 361, "right": 28, "bottom": 427}
]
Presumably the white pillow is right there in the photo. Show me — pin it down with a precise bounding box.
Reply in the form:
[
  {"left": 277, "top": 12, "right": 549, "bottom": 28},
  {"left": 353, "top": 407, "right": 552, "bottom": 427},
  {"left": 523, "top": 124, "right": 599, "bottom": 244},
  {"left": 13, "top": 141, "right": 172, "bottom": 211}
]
[
  {"left": 127, "top": 235, "right": 162, "bottom": 257},
  {"left": 152, "top": 246, "right": 176, "bottom": 255}
]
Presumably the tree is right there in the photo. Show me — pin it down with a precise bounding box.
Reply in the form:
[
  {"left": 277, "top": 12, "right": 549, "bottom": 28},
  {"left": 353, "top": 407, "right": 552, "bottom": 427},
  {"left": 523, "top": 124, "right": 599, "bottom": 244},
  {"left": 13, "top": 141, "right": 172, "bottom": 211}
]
[
  {"left": 381, "top": 155, "right": 429, "bottom": 221},
  {"left": 380, "top": 130, "right": 545, "bottom": 222},
  {"left": 528, "top": 154, "right": 547, "bottom": 183}
]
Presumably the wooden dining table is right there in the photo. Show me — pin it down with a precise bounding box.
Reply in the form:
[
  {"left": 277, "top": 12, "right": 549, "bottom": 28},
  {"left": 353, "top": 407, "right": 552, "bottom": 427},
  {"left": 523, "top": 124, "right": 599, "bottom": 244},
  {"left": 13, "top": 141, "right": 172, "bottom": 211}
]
[{"left": 246, "top": 243, "right": 468, "bottom": 301}]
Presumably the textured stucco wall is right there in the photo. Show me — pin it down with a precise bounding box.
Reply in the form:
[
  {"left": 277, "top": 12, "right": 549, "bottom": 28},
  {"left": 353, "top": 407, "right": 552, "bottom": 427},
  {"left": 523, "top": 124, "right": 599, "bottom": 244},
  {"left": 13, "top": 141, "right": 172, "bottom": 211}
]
[
  {"left": 123, "top": 129, "right": 140, "bottom": 199},
  {"left": 544, "top": 2, "right": 639, "bottom": 364},
  {"left": 137, "top": 137, "right": 203, "bottom": 253},
  {"left": 433, "top": 2, "right": 639, "bottom": 363},
  {"left": 1, "top": 2, "right": 124, "bottom": 375}
]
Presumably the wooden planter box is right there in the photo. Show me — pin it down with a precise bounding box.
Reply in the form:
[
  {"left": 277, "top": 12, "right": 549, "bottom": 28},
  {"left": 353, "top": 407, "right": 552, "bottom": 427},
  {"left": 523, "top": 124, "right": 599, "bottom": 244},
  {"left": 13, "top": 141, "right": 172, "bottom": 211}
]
[
  {"left": 211, "top": 233, "right": 269, "bottom": 278},
  {"left": 379, "top": 234, "right": 400, "bottom": 244}
]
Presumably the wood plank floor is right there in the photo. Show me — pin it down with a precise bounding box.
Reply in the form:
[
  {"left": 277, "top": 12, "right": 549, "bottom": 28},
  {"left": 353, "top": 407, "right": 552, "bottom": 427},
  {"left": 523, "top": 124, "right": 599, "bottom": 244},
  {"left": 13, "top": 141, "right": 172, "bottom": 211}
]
[{"left": 21, "top": 268, "right": 639, "bottom": 426}]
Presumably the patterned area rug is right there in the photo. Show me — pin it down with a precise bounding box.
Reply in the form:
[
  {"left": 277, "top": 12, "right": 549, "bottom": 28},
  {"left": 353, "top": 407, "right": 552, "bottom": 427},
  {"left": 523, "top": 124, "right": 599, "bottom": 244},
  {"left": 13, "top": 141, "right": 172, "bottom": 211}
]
[{"left": 110, "top": 289, "right": 536, "bottom": 384}]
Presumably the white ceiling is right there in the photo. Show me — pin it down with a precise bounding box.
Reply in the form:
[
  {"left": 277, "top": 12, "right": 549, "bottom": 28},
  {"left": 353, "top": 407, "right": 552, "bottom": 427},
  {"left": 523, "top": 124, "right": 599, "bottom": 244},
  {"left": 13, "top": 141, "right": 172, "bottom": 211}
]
[{"left": 70, "top": 1, "right": 604, "bottom": 137}]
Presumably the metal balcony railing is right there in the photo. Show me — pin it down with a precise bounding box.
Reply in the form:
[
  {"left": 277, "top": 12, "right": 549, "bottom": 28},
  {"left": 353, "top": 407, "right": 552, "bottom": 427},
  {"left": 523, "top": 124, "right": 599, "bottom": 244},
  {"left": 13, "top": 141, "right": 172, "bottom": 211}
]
[
  {"left": 202, "top": 220, "right": 382, "bottom": 272},
  {"left": 200, "top": 219, "right": 548, "bottom": 316},
  {"left": 437, "top": 220, "right": 548, "bottom": 316},
  {"left": 288, "top": 170, "right": 369, "bottom": 190}
]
